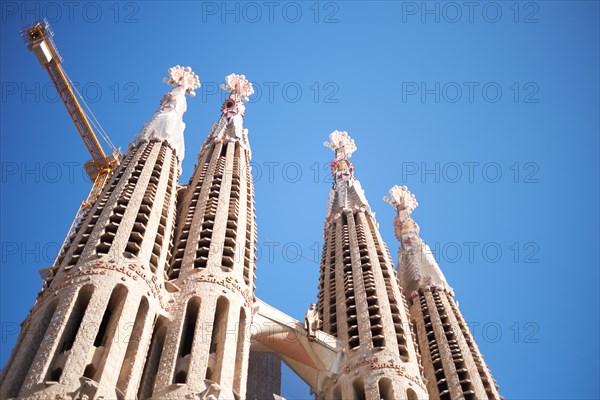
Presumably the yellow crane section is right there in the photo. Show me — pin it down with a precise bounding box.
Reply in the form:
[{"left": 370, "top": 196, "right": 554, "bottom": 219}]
[
  {"left": 21, "top": 19, "right": 121, "bottom": 207},
  {"left": 21, "top": 19, "right": 122, "bottom": 269}
]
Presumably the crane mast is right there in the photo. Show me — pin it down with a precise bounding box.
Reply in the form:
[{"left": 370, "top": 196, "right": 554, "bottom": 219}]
[{"left": 21, "top": 20, "right": 121, "bottom": 268}]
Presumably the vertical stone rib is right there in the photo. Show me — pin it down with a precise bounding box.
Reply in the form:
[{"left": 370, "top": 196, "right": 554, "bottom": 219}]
[
  {"left": 445, "top": 291, "right": 501, "bottom": 399},
  {"left": 411, "top": 296, "right": 440, "bottom": 398},
  {"left": 16, "top": 284, "right": 85, "bottom": 395},
  {"left": 207, "top": 143, "right": 234, "bottom": 271},
  {"left": 168, "top": 143, "right": 219, "bottom": 278},
  {"left": 230, "top": 143, "right": 246, "bottom": 284},
  {"left": 318, "top": 232, "right": 332, "bottom": 333},
  {"left": 334, "top": 219, "right": 351, "bottom": 347},
  {"left": 243, "top": 159, "right": 257, "bottom": 288},
  {"left": 346, "top": 212, "right": 374, "bottom": 351},
  {"left": 424, "top": 290, "right": 463, "bottom": 398},
  {"left": 95, "top": 290, "right": 140, "bottom": 396},
  {"left": 51, "top": 285, "right": 108, "bottom": 388},
  {"left": 118, "top": 298, "right": 152, "bottom": 399}
]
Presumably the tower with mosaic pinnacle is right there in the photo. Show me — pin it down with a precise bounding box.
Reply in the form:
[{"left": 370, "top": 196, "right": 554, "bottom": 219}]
[
  {"left": 152, "top": 74, "right": 257, "bottom": 400},
  {"left": 315, "top": 131, "right": 428, "bottom": 399},
  {"left": 385, "top": 185, "right": 502, "bottom": 400}
]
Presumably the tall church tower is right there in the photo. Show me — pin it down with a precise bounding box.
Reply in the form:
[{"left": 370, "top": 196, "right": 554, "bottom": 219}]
[
  {"left": 150, "top": 73, "right": 257, "bottom": 400},
  {"left": 0, "top": 66, "right": 201, "bottom": 400},
  {"left": 316, "top": 131, "right": 427, "bottom": 400},
  {"left": 385, "top": 185, "right": 502, "bottom": 400}
]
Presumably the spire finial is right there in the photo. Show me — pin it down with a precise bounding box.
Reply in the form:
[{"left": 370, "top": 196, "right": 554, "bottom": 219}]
[
  {"left": 323, "top": 130, "right": 357, "bottom": 158},
  {"left": 219, "top": 74, "right": 254, "bottom": 119},
  {"left": 384, "top": 185, "right": 419, "bottom": 214},
  {"left": 163, "top": 65, "right": 201, "bottom": 96},
  {"left": 385, "top": 185, "right": 419, "bottom": 241},
  {"left": 220, "top": 73, "right": 254, "bottom": 101},
  {"left": 325, "top": 130, "right": 356, "bottom": 184},
  {"left": 323, "top": 130, "right": 371, "bottom": 218},
  {"left": 386, "top": 185, "right": 453, "bottom": 296}
]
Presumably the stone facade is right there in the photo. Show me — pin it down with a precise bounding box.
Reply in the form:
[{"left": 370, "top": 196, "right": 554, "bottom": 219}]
[{"left": 1, "top": 70, "right": 502, "bottom": 400}]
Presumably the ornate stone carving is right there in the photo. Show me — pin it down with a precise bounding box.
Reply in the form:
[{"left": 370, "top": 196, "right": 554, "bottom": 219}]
[
  {"left": 384, "top": 185, "right": 420, "bottom": 242},
  {"left": 220, "top": 73, "right": 254, "bottom": 101},
  {"left": 206, "top": 73, "right": 254, "bottom": 152},
  {"left": 186, "top": 381, "right": 221, "bottom": 400},
  {"left": 323, "top": 131, "right": 370, "bottom": 220},
  {"left": 68, "top": 377, "right": 98, "bottom": 400},
  {"left": 164, "top": 65, "right": 201, "bottom": 96},
  {"left": 323, "top": 130, "right": 357, "bottom": 157},
  {"left": 192, "top": 274, "right": 253, "bottom": 307},
  {"left": 342, "top": 357, "right": 427, "bottom": 391},
  {"left": 304, "top": 303, "right": 321, "bottom": 339}
]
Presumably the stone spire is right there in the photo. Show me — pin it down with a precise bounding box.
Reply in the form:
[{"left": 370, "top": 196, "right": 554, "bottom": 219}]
[
  {"left": 316, "top": 132, "right": 428, "bottom": 400},
  {"left": 131, "top": 65, "right": 200, "bottom": 163},
  {"left": 194, "top": 73, "right": 255, "bottom": 154},
  {"left": 323, "top": 130, "right": 371, "bottom": 225},
  {"left": 387, "top": 185, "right": 502, "bottom": 400},
  {"left": 155, "top": 73, "right": 257, "bottom": 399},
  {"left": 384, "top": 185, "right": 452, "bottom": 296}
]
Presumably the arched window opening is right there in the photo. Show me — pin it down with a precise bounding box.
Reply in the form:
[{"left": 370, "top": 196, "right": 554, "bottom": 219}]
[
  {"left": 172, "top": 297, "right": 201, "bottom": 384},
  {"left": 138, "top": 316, "right": 168, "bottom": 400},
  {"left": 206, "top": 297, "right": 230, "bottom": 384}
]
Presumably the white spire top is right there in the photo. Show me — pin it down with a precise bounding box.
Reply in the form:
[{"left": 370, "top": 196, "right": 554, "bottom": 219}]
[
  {"left": 386, "top": 185, "right": 453, "bottom": 296},
  {"left": 220, "top": 73, "right": 254, "bottom": 101},
  {"left": 324, "top": 131, "right": 371, "bottom": 224},
  {"left": 323, "top": 130, "right": 357, "bottom": 157},
  {"left": 164, "top": 65, "right": 201, "bottom": 96},
  {"left": 131, "top": 65, "right": 200, "bottom": 164},
  {"left": 384, "top": 185, "right": 419, "bottom": 214}
]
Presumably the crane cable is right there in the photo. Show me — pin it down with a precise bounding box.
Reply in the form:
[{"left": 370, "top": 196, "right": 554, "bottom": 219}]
[{"left": 65, "top": 72, "right": 119, "bottom": 156}]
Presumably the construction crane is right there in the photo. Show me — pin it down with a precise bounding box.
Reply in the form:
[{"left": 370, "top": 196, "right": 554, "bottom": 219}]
[{"left": 21, "top": 19, "right": 122, "bottom": 268}]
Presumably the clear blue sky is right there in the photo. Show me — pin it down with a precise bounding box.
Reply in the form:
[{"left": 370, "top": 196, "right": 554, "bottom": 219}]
[{"left": 1, "top": 1, "right": 599, "bottom": 399}]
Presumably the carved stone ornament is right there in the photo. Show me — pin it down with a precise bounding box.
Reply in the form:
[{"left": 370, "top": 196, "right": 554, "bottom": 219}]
[
  {"left": 323, "top": 130, "right": 357, "bottom": 157},
  {"left": 386, "top": 185, "right": 453, "bottom": 296},
  {"left": 186, "top": 381, "right": 221, "bottom": 400},
  {"left": 164, "top": 65, "right": 201, "bottom": 96},
  {"left": 220, "top": 73, "right": 254, "bottom": 101},
  {"left": 384, "top": 185, "right": 418, "bottom": 214}
]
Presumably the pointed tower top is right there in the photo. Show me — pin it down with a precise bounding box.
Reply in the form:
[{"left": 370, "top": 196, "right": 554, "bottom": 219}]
[
  {"left": 163, "top": 65, "right": 201, "bottom": 96},
  {"left": 131, "top": 65, "right": 200, "bottom": 163},
  {"left": 324, "top": 130, "right": 371, "bottom": 223},
  {"left": 386, "top": 185, "right": 452, "bottom": 296},
  {"left": 203, "top": 74, "right": 254, "bottom": 155}
]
